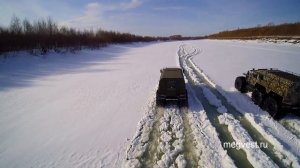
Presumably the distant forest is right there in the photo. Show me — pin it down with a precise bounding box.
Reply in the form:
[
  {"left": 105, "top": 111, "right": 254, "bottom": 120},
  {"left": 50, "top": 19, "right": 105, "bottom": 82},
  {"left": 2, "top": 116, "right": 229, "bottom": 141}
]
[
  {"left": 0, "top": 16, "right": 160, "bottom": 54},
  {"left": 2, "top": 16, "right": 298, "bottom": 55},
  {"left": 209, "top": 22, "right": 300, "bottom": 39}
]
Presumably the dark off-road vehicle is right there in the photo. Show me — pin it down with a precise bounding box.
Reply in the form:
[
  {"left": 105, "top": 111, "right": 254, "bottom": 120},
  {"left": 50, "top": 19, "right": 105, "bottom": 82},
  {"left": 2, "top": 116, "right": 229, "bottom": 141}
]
[
  {"left": 156, "top": 68, "right": 188, "bottom": 107},
  {"left": 235, "top": 68, "right": 300, "bottom": 119}
]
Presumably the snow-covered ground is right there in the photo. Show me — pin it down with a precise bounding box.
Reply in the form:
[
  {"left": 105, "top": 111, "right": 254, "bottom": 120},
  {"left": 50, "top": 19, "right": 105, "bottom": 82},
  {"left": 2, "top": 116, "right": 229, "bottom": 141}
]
[
  {"left": 1, "top": 39, "right": 300, "bottom": 168},
  {"left": 0, "top": 42, "right": 179, "bottom": 167},
  {"left": 181, "top": 40, "right": 300, "bottom": 167}
]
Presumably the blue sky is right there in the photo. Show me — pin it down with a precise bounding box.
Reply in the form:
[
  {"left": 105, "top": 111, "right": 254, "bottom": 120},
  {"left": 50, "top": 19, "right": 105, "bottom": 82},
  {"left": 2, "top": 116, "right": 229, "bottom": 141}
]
[{"left": 0, "top": 0, "right": 300, "bottom": 36}]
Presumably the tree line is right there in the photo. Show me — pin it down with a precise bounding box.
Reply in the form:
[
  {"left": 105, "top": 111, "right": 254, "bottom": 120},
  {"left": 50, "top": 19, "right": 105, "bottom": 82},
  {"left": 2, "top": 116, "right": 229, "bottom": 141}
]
[
  {"left": 0, "top": 16, "right": 157, "bottom": 54},
  {"left": 209, "top": 22, "right": 300, "bottom": 39}
]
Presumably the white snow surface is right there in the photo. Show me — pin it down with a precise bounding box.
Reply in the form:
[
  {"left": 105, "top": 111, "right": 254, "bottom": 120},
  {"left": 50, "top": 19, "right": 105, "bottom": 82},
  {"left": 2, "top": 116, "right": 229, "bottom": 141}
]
[
  {"left": 1, "top": 39, "right": 300, "bottom": 167},
  {"left": 0, "top": 42, "right": 179, "bottom": 168}
]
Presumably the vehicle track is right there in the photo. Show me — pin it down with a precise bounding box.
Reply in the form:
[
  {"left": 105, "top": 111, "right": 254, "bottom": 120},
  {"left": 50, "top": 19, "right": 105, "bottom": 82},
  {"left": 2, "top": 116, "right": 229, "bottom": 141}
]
[
  {"left": 181, "top": 107, "right": 198, "bottom": 168},
  {"left": 280, "top": 115, "right": 300, "bottom": 139},
  {"left": 179, "top": 44, "right": 299, "bottom": 167},
  {"left": 183, "top": 69, "right": 254, "bottom": 168},
  {"left": 125, "top": 102, "right": 199, "bottom": 167},
  {"left": 140, "top": 107, "right": 164, "bottom": 167}
]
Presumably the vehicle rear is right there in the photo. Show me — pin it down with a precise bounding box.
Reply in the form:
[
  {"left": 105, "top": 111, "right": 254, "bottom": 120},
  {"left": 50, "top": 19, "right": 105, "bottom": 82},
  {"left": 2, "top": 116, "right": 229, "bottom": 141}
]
[{"left": 156, "top": 68, "right": 188, "bottom": 107}]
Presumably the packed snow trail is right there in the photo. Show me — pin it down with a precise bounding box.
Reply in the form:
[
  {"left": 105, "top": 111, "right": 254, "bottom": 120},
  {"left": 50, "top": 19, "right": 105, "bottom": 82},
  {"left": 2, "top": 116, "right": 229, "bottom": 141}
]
[
  {"left": 139, "top": 106, "right": 164, "bottom": 167},
  {"left": 179, "top": 44, "right": 300, "bottom": 167},
  {"left": 181, "top": 108, "right": 198, "bottom": 168},
  {"left": 185, "top": 85, "right": 236, "bottom": 168},
  {"left": 126, "top": 105, "right": 189, "bottom": 168},
  {"left": 125, "top": 93, "right": 238, "bottom": 168},
  {"left": 182, "top": 67, "right": 253, "bottom": 167}
]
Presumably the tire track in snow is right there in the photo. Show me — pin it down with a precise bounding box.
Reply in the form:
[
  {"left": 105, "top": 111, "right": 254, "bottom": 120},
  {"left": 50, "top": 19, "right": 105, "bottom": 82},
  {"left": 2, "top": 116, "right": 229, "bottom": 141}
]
[
  {"left": 125, "top": 97, "right": 200, "bottom": 167},
  {"left": 178, "top": 44, "right": 283, "bottom": 167},
  {"left": 140, "top": 107, "right": 164, "bottom": 167},
  {"left": 155, "top": 105, "right": 186, "bottom": 168},
  {"left": 125, "top": 97, "right": 161, "bottom": 168},
  {"left": 185, "top": 85, "right": 237, "bottom": 168},
  {"left": 178, "top": 46, "right": 252, "bottom": 167},
  {"left": 181, "top": 107, "right": 199, "bottom": 168},
  {"left": 179, "top": 44, "right": 300, "bottom": 167},
  {"left": 125, "top": 101, "right": 189, "bottom": 167}
]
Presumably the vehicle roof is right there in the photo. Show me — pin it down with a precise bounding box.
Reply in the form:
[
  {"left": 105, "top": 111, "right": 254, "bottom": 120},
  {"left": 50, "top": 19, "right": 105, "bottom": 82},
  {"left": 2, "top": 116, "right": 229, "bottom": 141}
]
[
  {"left": 268, "top": 70, "right": 300, "bottom": 82},
  {"left": 254, "top": 69, "right": 300, "bottom": 82},
  {"left": 161, "top": 68, "right": 184, "bottom": 79}
]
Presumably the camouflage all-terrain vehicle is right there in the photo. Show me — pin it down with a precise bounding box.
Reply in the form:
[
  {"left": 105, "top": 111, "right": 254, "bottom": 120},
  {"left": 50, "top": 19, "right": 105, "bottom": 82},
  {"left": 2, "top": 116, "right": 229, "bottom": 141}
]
[
  {"left": 156, "top": 68, "right": 188, "bottom": 107},
  {"left": 235, "top": 68, "right": 300, "bottom": 119}
]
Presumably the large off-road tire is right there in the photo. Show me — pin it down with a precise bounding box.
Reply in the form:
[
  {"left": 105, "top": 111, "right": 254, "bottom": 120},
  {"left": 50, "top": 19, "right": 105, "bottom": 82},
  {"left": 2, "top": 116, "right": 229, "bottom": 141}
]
[
  {"left": 263, "top": 96, "right": 283, "bottom": 120},
  {"left": 252, "top": 89, "right": 264, "bottom": 106},
  {"left": 235, "top": 76, "right": 247, "bottom": 93},
  {"left": 179, "top": 100, "right": 188, "bottom": 108},
  {"left": 156, "top": 98, "right": 165, "bottom": 107}
]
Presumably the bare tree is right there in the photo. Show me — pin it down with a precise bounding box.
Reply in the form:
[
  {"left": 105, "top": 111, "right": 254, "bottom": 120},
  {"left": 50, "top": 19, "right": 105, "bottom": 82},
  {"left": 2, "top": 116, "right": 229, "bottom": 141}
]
[
  {"left": 10, "top": 15, "right": 22, "bottom": 34},
  {"left": 23, "top": 19, "right": 33, "bottom": 34}
]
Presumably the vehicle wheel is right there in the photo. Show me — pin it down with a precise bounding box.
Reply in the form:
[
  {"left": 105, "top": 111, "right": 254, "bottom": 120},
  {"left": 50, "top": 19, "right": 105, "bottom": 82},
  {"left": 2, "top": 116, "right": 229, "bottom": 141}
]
[
  {"left": 179, "top": 100, "right": 188, "bottom": 107},
  {"left": 263, "top": 96, "right": 282, "bottom": 120},
  {"left": 251, "top": 89, "right": 264, "bottom": 106},
  {"left": 235, "top": 76, "right": 247, "bottom": 93},
  {"left": 156, "top": 99, "right": 165, "bottom": 107}
]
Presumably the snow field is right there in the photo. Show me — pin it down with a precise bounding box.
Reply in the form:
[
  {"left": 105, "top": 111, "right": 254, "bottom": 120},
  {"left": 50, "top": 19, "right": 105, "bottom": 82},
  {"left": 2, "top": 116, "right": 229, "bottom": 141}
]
[
  {"left": 218, "top": 113, "right": 278, "bottom": 168},
  {"left": 0, "top": 42, "right": 181, "bottom": 168},
  {"left": 2, "top": 39, "right": 300, "bottom": 168}
]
